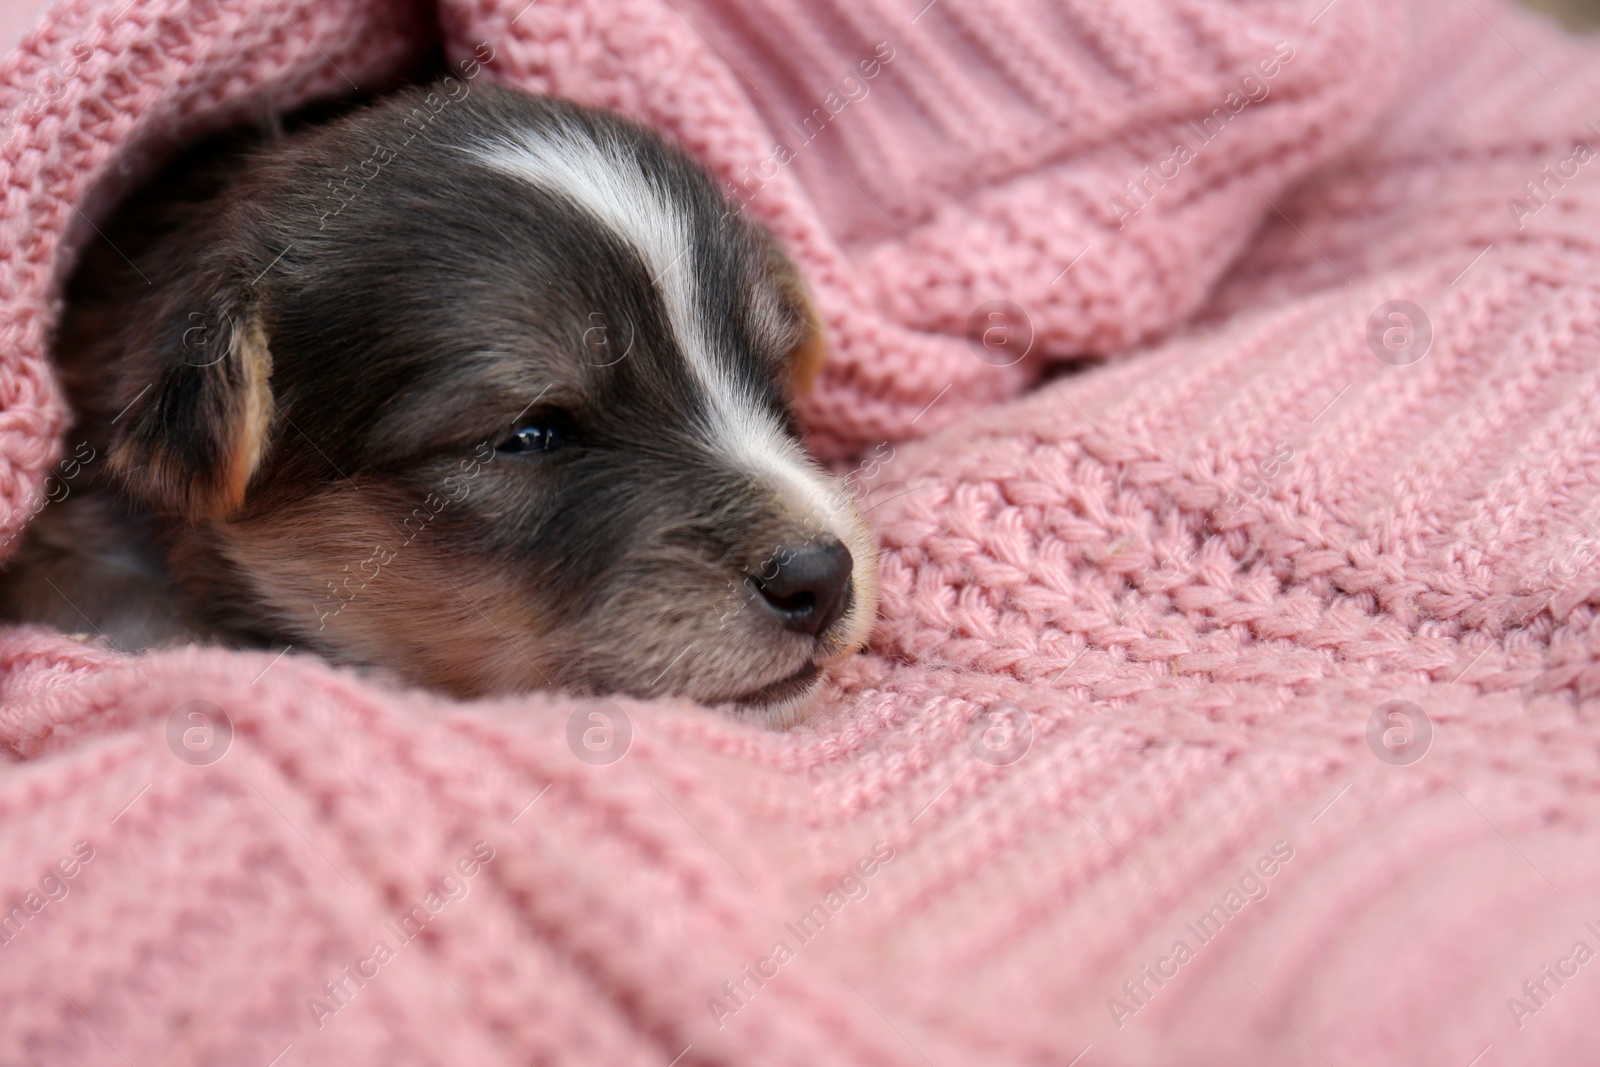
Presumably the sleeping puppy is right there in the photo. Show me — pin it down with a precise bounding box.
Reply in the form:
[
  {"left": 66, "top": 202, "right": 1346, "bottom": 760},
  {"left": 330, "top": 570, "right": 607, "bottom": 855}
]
[{"left": 0, "top": 81, "right": 879, "bottom": 724}]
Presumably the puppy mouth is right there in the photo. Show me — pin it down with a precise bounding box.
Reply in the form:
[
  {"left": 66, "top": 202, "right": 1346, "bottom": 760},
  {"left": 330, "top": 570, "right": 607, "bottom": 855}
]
[{"left": 730, "top": 661, "right": 821, "bottom": 707}]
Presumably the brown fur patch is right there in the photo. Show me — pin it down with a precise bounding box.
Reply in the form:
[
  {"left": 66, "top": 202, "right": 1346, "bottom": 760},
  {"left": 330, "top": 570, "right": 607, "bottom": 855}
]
[
  {"left": 787, "top": 289, "right": 829, "bottom": 396},
  {"left": 221, "top": 317, "right": 274, "bottom": 515}
]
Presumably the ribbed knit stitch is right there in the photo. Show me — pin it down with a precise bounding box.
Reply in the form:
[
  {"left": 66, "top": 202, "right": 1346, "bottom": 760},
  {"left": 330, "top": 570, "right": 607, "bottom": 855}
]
[{"left": 3, "top": 0, "right": 1600, "bottom": 1064}]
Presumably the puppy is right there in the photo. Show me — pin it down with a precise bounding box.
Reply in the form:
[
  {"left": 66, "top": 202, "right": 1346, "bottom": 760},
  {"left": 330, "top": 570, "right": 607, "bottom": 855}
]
[{"left": 0, "top": 80, "right": 879, "bottom": 724}]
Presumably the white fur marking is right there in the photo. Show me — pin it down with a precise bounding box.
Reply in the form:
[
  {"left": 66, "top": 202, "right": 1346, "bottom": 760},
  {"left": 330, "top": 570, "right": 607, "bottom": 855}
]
[{"left": 470, "top": 125, "right": 852, "bottom": 536}]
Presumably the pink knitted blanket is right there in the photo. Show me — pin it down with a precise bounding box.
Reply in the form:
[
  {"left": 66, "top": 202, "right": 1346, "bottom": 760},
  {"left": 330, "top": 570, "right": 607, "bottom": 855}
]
[{"left": 4, "top": 0, "right": 1600, "bottom": 1063}]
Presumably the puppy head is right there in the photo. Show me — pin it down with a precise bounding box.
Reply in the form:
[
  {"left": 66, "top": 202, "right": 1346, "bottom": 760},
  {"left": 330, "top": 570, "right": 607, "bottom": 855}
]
[{"left": 104, "top": 83, "right": 877, "bottom": 722}]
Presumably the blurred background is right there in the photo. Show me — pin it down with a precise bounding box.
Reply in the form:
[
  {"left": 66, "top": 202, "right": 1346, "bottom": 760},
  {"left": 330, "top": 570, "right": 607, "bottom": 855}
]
[
  {"left": 1528, "top": 0, "right": 1600, "bottom": 25},
  {"left": 0, "top": 0, "right": 1598, "bottom": 55}
]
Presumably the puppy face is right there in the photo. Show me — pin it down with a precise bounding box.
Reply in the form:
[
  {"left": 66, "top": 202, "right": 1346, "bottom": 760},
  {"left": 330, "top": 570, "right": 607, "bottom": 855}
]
[{"left": 96, "top": 83, "right": 877, "bottom": 720}]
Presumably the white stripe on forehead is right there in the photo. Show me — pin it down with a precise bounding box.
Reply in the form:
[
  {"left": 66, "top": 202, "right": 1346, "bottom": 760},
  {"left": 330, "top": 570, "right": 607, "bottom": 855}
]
[{"left": 468, "top": 123, "right": 852, "bottom": 535}]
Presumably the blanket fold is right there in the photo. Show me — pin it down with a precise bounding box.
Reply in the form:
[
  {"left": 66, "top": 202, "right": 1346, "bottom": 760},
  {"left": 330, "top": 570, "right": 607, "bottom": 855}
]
[{"left": 4, "top": 0, "right": 1600, "bottom": 1063}]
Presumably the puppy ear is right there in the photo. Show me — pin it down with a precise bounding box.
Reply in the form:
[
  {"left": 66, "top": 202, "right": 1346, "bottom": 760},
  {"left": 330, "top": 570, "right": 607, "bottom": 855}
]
[
  {"left": 784, "top": 283, "right": 829, "bottom": 396},
  {"left": 753, "top": 221, "right": 830, "bottom": 397},
  {"left": 108, "top": 295, "right": 275, "bottom": 520},
  {"left": 764, "top": 245, "right": 829, "bottom": 396}
]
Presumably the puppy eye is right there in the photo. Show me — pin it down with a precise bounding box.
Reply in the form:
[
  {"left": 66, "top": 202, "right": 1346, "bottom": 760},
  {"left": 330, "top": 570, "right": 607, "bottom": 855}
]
[{"left": 497, "top": 423, "right": 567, "bottom": 454}]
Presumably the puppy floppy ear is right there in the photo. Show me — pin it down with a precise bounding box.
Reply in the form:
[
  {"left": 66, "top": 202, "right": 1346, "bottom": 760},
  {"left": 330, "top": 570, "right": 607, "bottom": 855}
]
[
  {"left": 763, "top": 239, "right": 829, "bottom": 396},
  {"left": 108, "top": 291, "right": 275, "bottom": 520},
  {"left": 784, "top": 282, "right": 829, "bottom": 396}
]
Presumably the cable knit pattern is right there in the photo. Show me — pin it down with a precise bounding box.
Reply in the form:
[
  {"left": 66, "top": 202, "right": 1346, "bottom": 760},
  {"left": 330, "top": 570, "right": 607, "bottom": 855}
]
[{"left": 4, "top": 0, "right": 1600, "bottom": 1064}]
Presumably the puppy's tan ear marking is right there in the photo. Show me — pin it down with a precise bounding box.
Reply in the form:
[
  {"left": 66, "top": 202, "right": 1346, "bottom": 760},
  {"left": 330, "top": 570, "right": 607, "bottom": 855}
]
[
  {"left": 757, "top": 223, "right": 830, "bottom": 398},
  {"left": 222, "top": 315, "right": 274, "bottom": 513},
  {"left": 110, "top": 302, "right": 275, "bottom": 520},
  {"left": 786, "top": 286, "right": 829, "bottom": 397}
]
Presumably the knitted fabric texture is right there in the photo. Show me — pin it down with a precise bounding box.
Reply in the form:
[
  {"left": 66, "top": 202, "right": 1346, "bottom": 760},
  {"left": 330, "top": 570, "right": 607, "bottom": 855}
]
[{"left": 3, "top": 0, "right": 1600, "bottom": 1064}]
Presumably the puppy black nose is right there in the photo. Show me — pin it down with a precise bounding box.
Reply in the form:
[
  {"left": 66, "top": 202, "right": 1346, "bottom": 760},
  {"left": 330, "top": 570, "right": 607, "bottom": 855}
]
[{"left": 752, "top": 538, "right": 853, "bottom": 637}]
